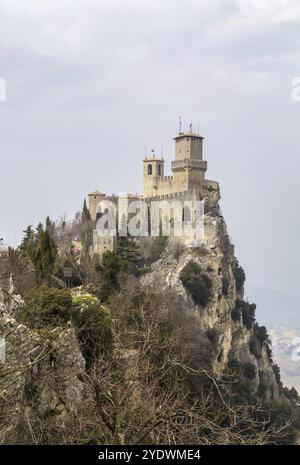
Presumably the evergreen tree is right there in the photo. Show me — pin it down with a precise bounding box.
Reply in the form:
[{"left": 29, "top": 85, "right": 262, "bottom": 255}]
[
  {"left": 82, "top": 198, "right": 91, "bottom": 222},
  {"left": 150, "top": 219, "right": 168, "bottom": 263},
  {"left": 45, "top": 216, "right": 55, "bottom": 237},
  {"left": 29, "top": 229, "right": 58, "bottom": 284},
  {"left": 117, "top": 236, "right": 141, "bottom": 271},
  {"left": 20, "top": 225, "right": 35, "bottom": 254},
  {"left": 80, "top": 198, "right": 93, "bottom": 247},
  {"left": 96, "top": 251, "right": 124, "bottom": 301},
  {"left": 35, "top": 222, "right": 44, "bottom": 241},
  {"left": 117, "top": 214, "right": 141, "bottom": 273}
]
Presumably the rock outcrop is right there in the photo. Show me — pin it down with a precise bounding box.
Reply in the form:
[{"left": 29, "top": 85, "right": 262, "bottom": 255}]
[
  {"left": 142, "top": 211, "right": 281, "bottom": 401},
  {"left": 0, "top": 292, "right": 85, "bottom": 444}
]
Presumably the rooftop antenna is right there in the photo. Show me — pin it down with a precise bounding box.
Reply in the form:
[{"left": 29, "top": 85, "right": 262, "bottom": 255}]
[
  {"left": 189, "top": 120, "right": 193, "bottom": 132},
  {"left": 197, "top": 121, "right": 200, "bottom": 134},
  {"left": 179, "top": 116, "right": 182, "bottom": 133}
]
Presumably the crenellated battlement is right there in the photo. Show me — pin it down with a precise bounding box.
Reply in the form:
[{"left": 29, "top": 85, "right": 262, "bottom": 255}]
[{"left": 88, "top": 125, "right": 220, "bottom": 232}]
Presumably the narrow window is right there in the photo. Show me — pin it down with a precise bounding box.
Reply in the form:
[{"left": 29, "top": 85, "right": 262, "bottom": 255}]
[
  {"left": 158, "top": 164, "right": 161, "bottom": 176},
  {"left": 148, "top": 164, "right": 152, "bottom": 175}
]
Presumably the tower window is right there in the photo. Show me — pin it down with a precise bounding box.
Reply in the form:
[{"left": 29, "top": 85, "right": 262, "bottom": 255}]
[
  {"left": 148, "top": 164, "right": 152, "bottom": 175},
  {"left": 158, "top": 164, "right": 161, "bottom": 176}
]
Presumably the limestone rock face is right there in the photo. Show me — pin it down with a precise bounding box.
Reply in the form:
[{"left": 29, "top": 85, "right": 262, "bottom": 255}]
[
  {"left": 141, "top": 212, "right": 281, "bottom": 400},
  {"left": 0, "top": 298, "right": 85, "bottom": 444}
]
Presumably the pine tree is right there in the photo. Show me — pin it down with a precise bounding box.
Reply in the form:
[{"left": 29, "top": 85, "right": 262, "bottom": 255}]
[
  {"left": 117, "top": 215, "right": 141, "bottom": 273},
  {"left": 45, "top": 216, "right": 55, "bottom": 237},
  {"left": 79, "top": 198, "right": 93, "bottom": 247},
  {"left": 35, "top": 222, "right": 44, "bottom": 241},
  {"left": 20, "top": 225, "right": 35, "bottom": 254},
  {"left": 96, "top": 251, "right": 125, "bottom": 301},
  {"left": 82, "top": 198, "right": 91, "bottom": 222},
  {"left": 29, "top": 230, "right": 58, "bottom": 284}
]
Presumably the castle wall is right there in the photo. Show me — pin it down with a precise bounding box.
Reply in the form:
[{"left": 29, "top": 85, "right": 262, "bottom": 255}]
[
  {"left": 89, "top": 129, "right": 220, "bottom": 256},
  {"left": 88, "top": 192, "right": 106, "bottom": 221},
  {"left": 92, "top": 231, "right": 117, "bottom": 256}
]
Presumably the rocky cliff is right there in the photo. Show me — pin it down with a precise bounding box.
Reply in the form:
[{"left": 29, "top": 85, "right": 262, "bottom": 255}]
[
  {"left": 142, "top": 210, "right": 282, "bottom": 402},
  {"left": 0, "top": 205, "right": 297, "bottom": 444},
  {"left": 0, "top": 291, "right": 85, "bottom": 444}
]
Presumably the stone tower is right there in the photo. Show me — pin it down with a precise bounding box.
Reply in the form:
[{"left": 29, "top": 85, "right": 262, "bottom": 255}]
[
  {"left": 143, "top": 126, "right": 209, "bottom": 198},
  {"left": 143, "top": 151, "right": 165, "bottom": 197},
  {"left": 171, "top": 129, "right": 207, "bottom": 192},
  {"left": 88, "top": 191, "right": 106, "bottom": 221}
]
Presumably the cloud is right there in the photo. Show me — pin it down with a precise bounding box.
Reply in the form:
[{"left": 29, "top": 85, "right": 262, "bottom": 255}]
[{"left": 0, "top": 0, "right": 299, "bottom": 295}]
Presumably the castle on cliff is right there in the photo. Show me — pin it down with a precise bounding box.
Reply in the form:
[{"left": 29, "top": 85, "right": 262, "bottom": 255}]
[{"left": 88, "top": 124, "right": 220, "bottom": 255}]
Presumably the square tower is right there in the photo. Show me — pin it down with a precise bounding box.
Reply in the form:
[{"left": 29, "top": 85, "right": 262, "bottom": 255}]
[
  {"left": 174, "top": 131, "right": 204, "bottom": 161},
  {"left": 171, "top": 129, "right": 207, "bottom": 191},
  {"left": 143, "top": 154, "right": 165, "bottom": 197}
]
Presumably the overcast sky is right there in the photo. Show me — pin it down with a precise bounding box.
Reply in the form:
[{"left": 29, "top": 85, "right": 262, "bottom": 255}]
[{"left": 0, "top": 0, "right": 299, "bottom": 296}]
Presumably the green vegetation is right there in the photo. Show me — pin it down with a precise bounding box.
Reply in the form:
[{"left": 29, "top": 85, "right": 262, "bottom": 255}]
[
  {"left": 180, "top": 261, "right": 213, "bottom": 307},
  {"left": 95, "top": 251, "right": 125, "bottom": 301},
  {"left": 29, "top": 230, "right": 57, "bottom": 284},
  {"left": 117, "top": 236, "right": 141, "bottom": 274},
  {"left": 232, "top": 299, "right": 256, "bottom": 329},
  {"left": 222, "top": 276, "right": 230, "bottom": 296},
  {"left": 243, "top": 362, "right": 257, "bottom": 380},
  {"left": 2, "top": 210, "right": 299, "bottom": 446},
  {"left": 233, "top": 260, "right": 246, "bottom": 293},
  {"left": 21, "top": 287, "right": 73, "bottom": 329},
  {"left": 72, "top": 294, "right": 113, "bottom": 363},
  {"left": 149, "top": 234, "right": 168, "bottom": 264},
  {"left": 21, "top": 287, "right": 113, "bottom": 365},
  {"left": 249, "top": 334, "right": 262, "bottom": 358},
  {"left": 20, "top": 223, "right": 58, "bottom": 285}
]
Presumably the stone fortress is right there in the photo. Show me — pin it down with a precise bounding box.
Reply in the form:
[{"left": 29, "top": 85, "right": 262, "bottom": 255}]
[{"left": 88, "top": 123, "right": 221, "bottom": 255}]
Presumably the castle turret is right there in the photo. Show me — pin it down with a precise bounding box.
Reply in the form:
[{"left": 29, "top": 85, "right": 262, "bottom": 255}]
[
  {"left": 88, "top": 191, "right": 106, "bottom": 221},
  {"left": 143, "top": 150, "right": 165, "bottom": 197},
  {"left": 171, "top": 127, "right": 207, "bottom": 190},
  {"left": 174, "top": 129, "right": 204, "bottom": 160}
]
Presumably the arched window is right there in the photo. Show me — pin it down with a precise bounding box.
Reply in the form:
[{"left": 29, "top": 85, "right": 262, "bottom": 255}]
[
  {"left": 158, "top": 164, "right": 161, "bottom": 176},
  {"left": 148, "top": 164, "right": 152, "bottom": 175}
]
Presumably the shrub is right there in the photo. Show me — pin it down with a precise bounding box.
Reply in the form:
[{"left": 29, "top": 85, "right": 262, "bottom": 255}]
[
  {"left": 180, "top": 261, "right": 213, "bottom": 307},
  {"left": 253, "top": 323, "right": 270, "bottom": 344},
  {"left": 242, "top": 303, "right": 256, "bottom": 329},
  {"left": 233, "top": 262, "right": 245, "bottom": 293},
  {"left": 72, "top": 294, "right": 113, "bottom": 364},
  {"left": 137, "top": 266, "right": 151, "bottom": 276},
  {"left": 234, "top": 380, "right": 253, "bottom": 402},
  {"left": 231, "top": 305, "right": 241, "bottom": 321},
  {"left": 21, "top": 288, "right": 113, "bottom": 366},
  {"left": 283, "top": 387, "right": 299, "bottom": 403},
  {"left": 149, "top": 235, "right": 168, "bottom": 263},
  {"left": 249, "top": 334, "right": 261, "bottom": 358},
  {"left": 243, "top": 362, "right": 257, "bottom": 380},
  {"left": 272, "top": 364, "right": 282, "bottom": 387},
  {"left": 21, "top": 287, "right": 73, "bottom": 329},
  {"left": 206, "top": 328, "right": 219, "bottom": 345},
  {"left": 257, "top": 380, "right": 269, "bottom": 397},
  {"left": 231, "top": 300, "right": 256, "bottom": 329},
  {"left": 222, "top": 277, "right": 230, "bottom": 296},
  {"left": 238, "top": 300, "right": 256, "bottom": 329},
  {"left": 227, "top": 358, "right": 242, "bottom": 373}
]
